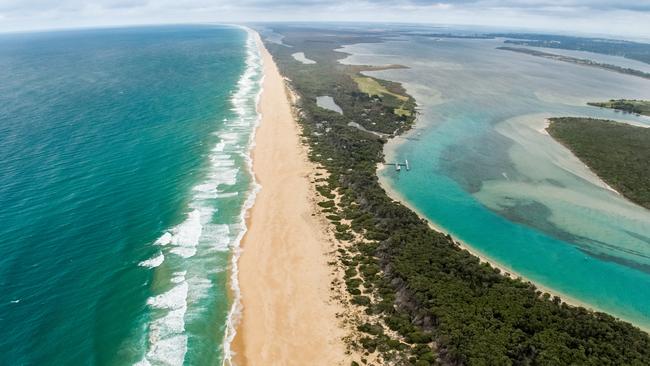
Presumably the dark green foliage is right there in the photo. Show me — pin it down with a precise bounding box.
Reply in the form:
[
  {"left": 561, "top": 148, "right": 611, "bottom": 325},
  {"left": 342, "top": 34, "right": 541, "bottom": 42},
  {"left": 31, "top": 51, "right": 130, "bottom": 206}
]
[
  {"left": 497, "top": 47, "right": 650, "bottom": 79},
  {"left": 360, "top": 336, "right": 377, "bottom": 353},
  {"left": 386, "top": 314, "right": 415, "bottom": 335},
  {"left": 407, "top": 331, "right": 433, "bottom": 344},
  {"left": 336, "top": 223, "right": 351, "bottom": 232},
  {"left": 360, "top": 263, "right": 380, "bottom": 277},
  {"left": 588, "top": 99, "right": 650, "bottom": 116},
  {"left": 419, "top": 352, "right": 436, "bottom": 362},
  {"left": 317, "top": 200, "right": 336, "bottom": 208},
  {"left": 335, "top": 231, "right": 354, "bottom": 241},
  {"left": 260, "top": 24, "right": 650, "bottom": 366},
  {"left": 344, "top": 268, "right": 357, "bottom": 278},
  {"left": 346, "top": 278, "right": 363, "bottom": 288},
  {"left": 548, "top": 117, "right": 650, "bottom": 209},
  {"left": 358, "top": 322, "right": 384, "bottom": 336},
  {"left": 386, "top": 338, "right": 403, "bottom": 349},
  {"left": 352, "top": 296, "right": 372, "bottom": 306},
  {"left": 349, "top": 288, "right": 362, "bottom": 295},
  {"left": 316, "top": 185, "right": 336, "bottom": 199},
  {"left": 498, "top": 33, "right": 650, "bottom": 64}
]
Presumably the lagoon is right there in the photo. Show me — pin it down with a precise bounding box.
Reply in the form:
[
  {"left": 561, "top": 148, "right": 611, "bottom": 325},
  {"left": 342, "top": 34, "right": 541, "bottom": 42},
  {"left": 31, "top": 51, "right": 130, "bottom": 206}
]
[
  {"left": 292, "top": 51, "right": 316, "bottom": 64},
  {"left": 316, "top": 95, "right": 343, "bottom": 114},
  {"left": 340, "top": 36, "right": 650, "bottom": 328}
]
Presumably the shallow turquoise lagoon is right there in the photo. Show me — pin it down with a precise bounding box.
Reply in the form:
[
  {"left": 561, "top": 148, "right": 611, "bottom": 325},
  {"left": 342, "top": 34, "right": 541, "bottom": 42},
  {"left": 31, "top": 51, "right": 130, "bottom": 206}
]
[{"left": 340, "top": 36, "right": 650, "bottom": 329}]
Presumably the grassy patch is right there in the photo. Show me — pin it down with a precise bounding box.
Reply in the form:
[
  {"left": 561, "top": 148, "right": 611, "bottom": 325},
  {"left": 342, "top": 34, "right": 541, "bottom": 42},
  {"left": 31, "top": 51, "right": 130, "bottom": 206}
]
[
  {"left": 353, "top": 76, "right": 408, "bottom": 101},
  {"left": 393, "top": 106, "right": 411, "bottom": 117}
]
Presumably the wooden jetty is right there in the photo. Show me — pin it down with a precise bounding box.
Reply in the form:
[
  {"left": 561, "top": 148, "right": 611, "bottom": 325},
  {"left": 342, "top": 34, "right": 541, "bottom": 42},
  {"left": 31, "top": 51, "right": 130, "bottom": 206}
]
[{"left": 384, "top": 160, "right": 410, "bottom": 172}]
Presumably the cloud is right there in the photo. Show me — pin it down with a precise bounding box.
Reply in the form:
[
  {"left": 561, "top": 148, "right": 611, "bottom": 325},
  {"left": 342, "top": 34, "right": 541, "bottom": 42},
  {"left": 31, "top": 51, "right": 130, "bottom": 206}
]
[
  {"left": 103, "top": 0, "right": 149, "bottom": 9},
  {"left": 387, "top": 0, "right": 650, "bottom": 12},
  {"left": 0, "top": 0, "right": 150, "bottom": 13},
  {"left": 0, "top": 0, "right": 648, "bottom": 38}
]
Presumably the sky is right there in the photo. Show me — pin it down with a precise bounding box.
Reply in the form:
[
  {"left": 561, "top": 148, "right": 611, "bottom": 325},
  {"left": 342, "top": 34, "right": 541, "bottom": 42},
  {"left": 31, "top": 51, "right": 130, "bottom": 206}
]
[{"left": 1, "top": 0, "right": 650, "bottom": 39}]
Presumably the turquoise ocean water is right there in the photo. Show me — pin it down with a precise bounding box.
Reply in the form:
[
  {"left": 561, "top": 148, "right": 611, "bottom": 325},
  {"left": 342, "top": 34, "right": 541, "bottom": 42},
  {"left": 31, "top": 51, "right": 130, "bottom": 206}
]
[
  {"left": 338, "top": 36, "right": 650, "bottom": 329},
  {"left": 0, "top": 25, "right": 262, "bottom": 365}
]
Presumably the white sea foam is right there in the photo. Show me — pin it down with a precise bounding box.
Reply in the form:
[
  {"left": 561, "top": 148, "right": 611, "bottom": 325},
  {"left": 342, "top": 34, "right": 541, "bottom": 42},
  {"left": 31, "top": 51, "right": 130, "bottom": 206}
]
[
  {"left": 139, "top": 253, "right": 165, "bottom": 268},
  {"left": 213, "top": 141, "right": 226, "bottom": 152},
  {"left": 200, "top": 224, "right": 231, "bottom": 251},
  {"left": 147, "top": 281, "right": 188, "bottom": 310},
  {"left": 219, "top": 132, "right": 241, "bottom": 141},
  {"left": 210, "top": 157, "right": 235, "bottom": 168},
  {"left": 171, "top": 271, "right": 186, "bottom": 284},
  {"left": 193, "top": 183, "right": 217, "bottom": 193},
  {"left": 222, "top": 27, "right": 264, "bottom": 366},
  {"left": 139, "top": 26, "right": 264, "bottom": 366},
  {"left": 133, "top": 359, "right": 151, "bottom": 366},
  {"left": 145, "top": 333, "right": 187, "bottom": 366},
  {"left": 143, "top": 280, "right": 189, "bottom": 365},
  {"left": 155, "top": 232, "right": 173, "bottom": 246},
  {"left": 164, "top": 209, "right": 202, "bottom": 258},
  {"left": 186, "top": 276, "right": 213, "bottom": 304}
]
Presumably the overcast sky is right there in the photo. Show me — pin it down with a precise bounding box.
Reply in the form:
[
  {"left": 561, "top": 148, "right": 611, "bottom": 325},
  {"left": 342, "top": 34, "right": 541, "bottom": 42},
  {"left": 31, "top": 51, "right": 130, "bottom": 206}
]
[{"left": 1, "top": 0, "right": 649, "bottom": 39}]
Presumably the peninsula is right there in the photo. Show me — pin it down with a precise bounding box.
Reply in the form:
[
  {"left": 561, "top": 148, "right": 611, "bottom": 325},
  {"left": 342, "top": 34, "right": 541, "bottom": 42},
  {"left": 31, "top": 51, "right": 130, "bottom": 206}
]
[
  {"left": 547, "top": 117, "right": 650, "bottom": 209},
  {"left": 588, "top": 99, "right": 650, "bottom": 116},
  {"left": 497, "top": 46, "right": 650, "bottom": 79},
  {"left": 241, "top": 25, "right": 650, "bottom": 365}
]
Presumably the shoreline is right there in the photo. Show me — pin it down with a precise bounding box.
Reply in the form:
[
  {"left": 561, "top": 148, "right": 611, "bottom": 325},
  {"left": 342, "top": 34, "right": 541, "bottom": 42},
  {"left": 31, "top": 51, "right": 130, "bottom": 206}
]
[
  {"left": 229, "top": 32, "right": 350, "bottom": 365},
  {"left": 379, "top": 136, "right": 650, "bottom": 333},
  {"left": 542, "top": 118, "right": 621, "bottom": 196},
  {"left": 376, "top": 166, "right": 592, "bottom": 310},
  {"left": 222, "top": 27, "right": 263, "bottom": 365}
]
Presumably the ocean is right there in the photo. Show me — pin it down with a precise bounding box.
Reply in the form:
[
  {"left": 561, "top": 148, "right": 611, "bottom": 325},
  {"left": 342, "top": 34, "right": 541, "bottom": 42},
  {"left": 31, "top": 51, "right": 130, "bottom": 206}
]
[
  {"left": 0, "top": 25, "right": 262, "bottom": 365},
  {"left": 339, "top": 36, "right": 650, "bottom": 328}
]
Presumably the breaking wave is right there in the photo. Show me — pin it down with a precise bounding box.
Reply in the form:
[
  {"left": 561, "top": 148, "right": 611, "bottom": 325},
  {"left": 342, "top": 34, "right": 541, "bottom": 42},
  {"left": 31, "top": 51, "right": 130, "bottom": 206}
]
[{"left": 136, "top": 27, "right": 263, "bottom": 366}]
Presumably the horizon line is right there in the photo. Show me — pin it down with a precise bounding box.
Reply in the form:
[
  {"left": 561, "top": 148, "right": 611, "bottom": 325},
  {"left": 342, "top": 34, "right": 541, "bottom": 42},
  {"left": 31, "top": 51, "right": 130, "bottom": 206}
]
[{"left": 1, "top": 20, "right": 649, "bottom": 43}]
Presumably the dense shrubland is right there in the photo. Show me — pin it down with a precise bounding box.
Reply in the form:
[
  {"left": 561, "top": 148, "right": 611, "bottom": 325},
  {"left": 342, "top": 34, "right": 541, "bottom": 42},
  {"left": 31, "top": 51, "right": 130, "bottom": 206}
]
[
  {"left": 548, "top": 117, "right": 650, "bottom": 209},
  {"left": 588, "top": 99, "right": 650, "bottom": 116}
]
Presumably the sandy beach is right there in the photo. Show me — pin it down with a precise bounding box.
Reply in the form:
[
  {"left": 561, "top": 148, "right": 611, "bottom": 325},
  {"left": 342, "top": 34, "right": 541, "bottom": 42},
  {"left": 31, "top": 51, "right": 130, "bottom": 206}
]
[
  {"left": 542, "top": 118, "right": 621, "bottom": 196},
  {"left": 230, "top": 33, "right": 349, "bottom": 365}
]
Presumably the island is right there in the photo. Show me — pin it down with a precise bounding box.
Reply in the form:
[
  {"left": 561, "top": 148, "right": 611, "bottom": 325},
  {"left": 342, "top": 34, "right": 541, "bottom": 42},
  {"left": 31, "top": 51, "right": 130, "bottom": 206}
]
[
  {"left": 498, "top": 33, "right": 650, "bottom": 65},
  {"left": 547, "top": 117, "right": 650, "bottom": 209},
  {"left": 497, "top": 46, "right": 650, "bottom": 80},
  {"left": 588, "top": 99, "right": 650, "bottom": 116}
]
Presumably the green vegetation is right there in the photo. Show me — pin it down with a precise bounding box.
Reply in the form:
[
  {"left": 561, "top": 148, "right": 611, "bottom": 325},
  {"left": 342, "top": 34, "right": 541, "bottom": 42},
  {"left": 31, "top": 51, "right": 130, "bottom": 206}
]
[
  {"left": 416, "top": 32, "right": 650, "bottom": 65},
  {"left": 393, "top": 106, "right": 411, "bottom": 117},
  {"left": 353, "top": 76, "right": 408, "bottom": 101},
  {"left": 588, "top": 99, "right": 650, "bottom": 116},
  {"left": 548, "top": 117, "right": 650, "bottom": 209},
  {"left": 497, "top": 47, "right": 650, "bottom": 80},
  {"left": 259, "top": 25, "right": 650, "bottom": 365},
  {"left": 498, "top": 33, "right": 650, "bottom": 65},
  {"left": 353, "top": 76, "right": 412, "bottom": 117}
]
